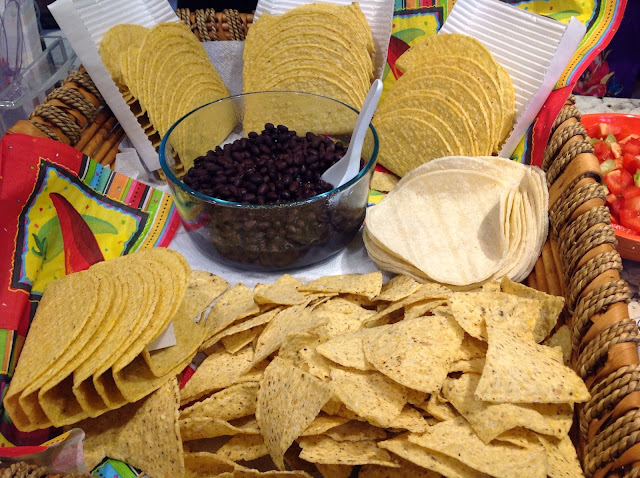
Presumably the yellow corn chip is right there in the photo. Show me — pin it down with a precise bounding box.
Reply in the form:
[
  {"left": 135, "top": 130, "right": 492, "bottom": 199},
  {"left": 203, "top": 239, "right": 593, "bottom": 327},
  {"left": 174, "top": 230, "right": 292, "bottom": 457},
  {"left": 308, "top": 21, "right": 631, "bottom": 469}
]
[
  {"left": 180, "top": 416, "right": 259, "bottom": 441},
  {"left": 253, "top": 301, "right": 324, "bottom": 364},
  {"left": 390, "top": 407, "right": 430, "bottom": 434},
  {"left": 379, "top": 435, "right": 489, "bottom": 478},
  {"left": 360, "top": 459, "right": 440, "bottom": 477},
  {"left": 544, "top": 325, "right": 572, "bottom": 365},
  {"left": 377, "top": 276, "right": 421, "bottom": 302},
  {"left": 323, "top": 420, "right": 387, "bottom": 442},
  {"left": 443, "top": 374, "right": 573, "bottom": 443},
  {"left": 254, "top": 275, "right": 306, "bottom": 305},
  {"left": 423, "top": 394, "right": 459, "bottom": 422},
  {"left": 315, "top": 464, "right": 352, "bottom": 478},
  {"left": 184, "top": 451, "right": 237, "bottom": 477},
  {"left": 301, "top": 415, "right": 350, "bottom": 436},
  {"left": 79, "top": 379, "right": 184, "bottom": 478},
  {"left": 330, "top": 368, "right": 407, "bottom": 428},
  {"left": 316, "top": 327, "right": 379, "bottom": 371},
  {"left": 257, "top": 357, "right": 332, "bottom": 470},
  {"left": 180, "top": 346, "right": 255, "bottom": 405},
  {"left": 407, "top": 417, "right": 548, "bottom": 478},
  {"left": 203, "top": 283, "right": 260, "bottom": 343},
  {"left": 298, "top": 272, "right": 383, "bottom": 299},
  {"left": 298, "top": 436, "right": 399, "bottom": 467},
  {"left": 217, "top": 434, "right": 268, "bottom": 462},
  {"left": 222, "top": 327, "right": 264, "bottom": 354},
  {"left": 538, "top": 434, "right": 585, "bottom": 478},
  {"left": 501, "top": 276, "right": 564, "bottom": 343},
  {"left": 363, "top": 316, "right": 464, "bottom": 393},
  {"left": 181, "top": 382, "right": 259, "bottom": 421},
  {"left": 476, "top": 312, "right": 589, "bottom": 403}
]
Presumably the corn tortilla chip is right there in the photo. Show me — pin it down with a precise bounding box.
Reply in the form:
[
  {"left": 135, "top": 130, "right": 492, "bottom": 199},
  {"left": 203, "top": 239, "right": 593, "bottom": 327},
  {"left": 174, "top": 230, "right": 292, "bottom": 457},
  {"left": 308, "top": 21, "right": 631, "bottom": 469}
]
[
  {"left": 217, "top": 434, "right": 268, "bottom": 462},
  {"left": 500, "top": 277, "right": 564, "bottom": 343},
  {"left": 206, "top": 307, "right": 282, "bottom": 350},
  {"left": 184, "top": 451, "right": 237, "bottom": 477},
  {"left": 544, "top": 325, "right": 572, "bottom": 365},
  {"left": 330, "top": 368, "right": 407, "bottom": 428},
  {"left": 538, "top": 435, "right": 585, "bottom": 478},
  {"left": 203, "top": 284, "right": 260, "bottom": 343},
  {"left": 408, "top": 416, "right": 547, "bottom": 478},
  {"left": 180, "top": 346, "right": 255, "bottom": 405},
  {"left": 222, "top": 327, "right": 264, "bottom": 354},
  {"left": 475, "top": 312, "right": 589, "bottom": 403},
  {"left": 298, "top": 272, "right": 382, "bottom": 299},
  {"left": 423, "top": 394, "right": 459, "bottom": 422},
  {"left": 323, "top": 420, "right": 387, "bottom": 442},
  {"left": 180, "top": 416, "right": 260, "bottom": 441},
  {"left": 315, "top": 463, "right": 352, "bottom": 478},
  {"left": 301, "top": 415, "right": 350, "bottom": 436},
  {"left": 79, "top": 379, "right": 183, "bottom": 478},
  {"left": 443, "top": 374, "right": 573, "bottom": 443},
  {"left": 390, "top": 407, "right": 430, "bottom": 434},
  {"left": 316, "top": 327, "right": 379, "bottom": 371},
  {"left": 363, "top": 316, "right": 464, "bottom": 393},
  {"left": 257, "top": 357, "right": 332, "bottom": 470},
  {"left": 360, "top": 459, "right": 440, "bottom": 478},
  {"left": 254, "top": 275, "right": 306, "bottom": 305},
  {"left": 253, "top": 301, "right": 323, "bottom": 364},
  {"left": 298, "top": 436, "right": 398, "bottom": 467},
  {"left": 379, "top": 435, "right": 490, "bottom": 478},
  {"left": 182, "top": 382, "right": 258, "bottom": 421},
  {"left": 378, "top": 276, "right": 421, "bottom": 302}
]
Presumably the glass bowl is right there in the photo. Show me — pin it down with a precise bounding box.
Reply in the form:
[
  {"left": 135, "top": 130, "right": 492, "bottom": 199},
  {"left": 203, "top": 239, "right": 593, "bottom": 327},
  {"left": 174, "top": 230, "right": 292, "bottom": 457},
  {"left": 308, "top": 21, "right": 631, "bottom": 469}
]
[{"left": 159, "top": 91, "right": 379, "bottom": 271}]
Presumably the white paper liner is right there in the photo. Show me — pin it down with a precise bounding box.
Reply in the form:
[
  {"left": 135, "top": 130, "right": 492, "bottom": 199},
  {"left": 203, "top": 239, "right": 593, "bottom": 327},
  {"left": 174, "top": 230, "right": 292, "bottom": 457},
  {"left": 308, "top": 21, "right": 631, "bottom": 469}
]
[
  {"left": 49, "top": 0, "right": 179, "bottom": 172},
  {"left": 254, "top": 0, "right": 394, "bottom": 80},
  {"left": 439, "top": 0, "right": 586, "bottom": 158}
]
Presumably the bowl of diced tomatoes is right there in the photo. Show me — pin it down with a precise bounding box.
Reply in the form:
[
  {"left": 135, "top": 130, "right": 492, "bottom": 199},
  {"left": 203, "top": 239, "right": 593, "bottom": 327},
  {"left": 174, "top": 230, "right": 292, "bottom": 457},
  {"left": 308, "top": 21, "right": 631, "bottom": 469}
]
[{"left": 583, "top": 113, "right": 640, "bottom": 261}]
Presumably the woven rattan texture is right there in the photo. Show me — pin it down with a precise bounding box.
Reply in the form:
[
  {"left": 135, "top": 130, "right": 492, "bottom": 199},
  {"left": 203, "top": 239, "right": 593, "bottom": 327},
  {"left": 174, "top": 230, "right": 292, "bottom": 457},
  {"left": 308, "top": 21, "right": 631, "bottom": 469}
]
[{"left": 543, "top": 101, "right": 638, "bottom": 478}]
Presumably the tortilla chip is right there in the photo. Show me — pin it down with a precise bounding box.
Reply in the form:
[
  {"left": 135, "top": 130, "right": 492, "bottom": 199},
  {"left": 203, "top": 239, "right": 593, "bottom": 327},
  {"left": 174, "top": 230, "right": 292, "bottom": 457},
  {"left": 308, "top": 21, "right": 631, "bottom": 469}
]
[
  {"left": 316, "top": 327, "right": 379, "bottom": 371},
  {"left": 254, "top": 275, "right": 306, "bottom": 305},
  {"left": 330, "top": 368, "right": 407, "bottom": 428},
  {"left": 378, "top": 435, "right": 486, "bottom": 478},
  {"left": 206, "top": 307, "right": 282, "bottom": 350},
  {"left": 378, "top": 276, "right": 422, "bottom": 302},
  {"left": 443, "top": 374, "right": 573, "bottom": 443},
  {"left": 313, "top": 298, "right": 377, "bottom": 338},
  {"left": 315, "top": 463, "right": 353, "bottom": 478},
  {"left": 253, "top": 301, "right": 323, "bottom": 364},
  {"left": 257, "top": 357, "right": 332, "bottom": 470},
  {"left": 203, "top": 283, "right": 260, "bottom": 342},
  {"left": 500, "top": 277, "right": 564, "bottom": 342},
  {"left": 363, "top": 316, "right": 464, "bottom": 393},
  {"left": 298, "top": 272, "right": 383, "bottom": 299},
  {"left": 390, "top": 406, "right": 430, "bottom": 434},
  {"left": 298, "top": 436, "right": 398, "bottom": 467},
  {"left": 449, "top": 358, "right": 485, "bottom": 374},
  {"left": 360, "top": 459, "right": 440, "bottom": 477},
  {"left": 180, "top": 346, "right": 255, "bottom": 405},
  {"left": 184, "top": 451, "right": 237, "bottom": 477},
  {"left": 222, "top": 327, "right": 264, "bottom": 354},
  {"left": 408, "top": 417, "right": 548, "bottom": 478},
  {"left": 370, "top": 170, "right": 400, "bottom": 193},
  {"left": 217, "top": 434, "right": 268, "bottom": 462},
  {"left": 538, "top": 435, "right": 585, "bottom": 478},
  {"left": 79, "top": 379, "right": 184, "bottom": 478},
  {"left": 181, "top": 382, "right": 258, "bottom": 421},
  {"left": 323, "top": 420, "right": 387, "bottom": 442},
  {"left": 301, "top": 415, "right": 350, "bottom": 436},
  {"left": 423, "top": 394, "right": 459, "bottom": 422},
  {"left": 180, "top": 416, "right": 259, "bottom": 441},
  {"left": 544, "top": 325, "right": 572, "bottom": 365},
  {"left": 475, "top": 312, "right": 589, "bottom": 403}
]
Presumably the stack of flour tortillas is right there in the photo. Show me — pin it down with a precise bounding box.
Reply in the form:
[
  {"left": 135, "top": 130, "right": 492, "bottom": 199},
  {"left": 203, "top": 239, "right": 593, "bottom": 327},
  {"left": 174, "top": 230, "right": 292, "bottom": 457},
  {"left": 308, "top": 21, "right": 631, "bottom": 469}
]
[{"left": 364, "top": 156, "right": 548, "bottom": 289}]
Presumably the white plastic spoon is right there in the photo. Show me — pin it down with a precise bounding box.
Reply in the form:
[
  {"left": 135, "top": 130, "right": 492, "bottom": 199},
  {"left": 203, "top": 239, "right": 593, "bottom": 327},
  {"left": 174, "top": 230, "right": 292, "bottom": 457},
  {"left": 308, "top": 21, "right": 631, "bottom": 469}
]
[{"left": 321, "top": 79, "right": 383, "bottom": 188}]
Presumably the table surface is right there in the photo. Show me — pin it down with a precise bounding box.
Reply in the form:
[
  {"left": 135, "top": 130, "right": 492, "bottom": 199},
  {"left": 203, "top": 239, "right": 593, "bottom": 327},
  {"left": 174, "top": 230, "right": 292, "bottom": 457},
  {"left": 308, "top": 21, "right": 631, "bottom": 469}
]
[{"left": 575, "top": 96, "right": 640, "bottom": 319}]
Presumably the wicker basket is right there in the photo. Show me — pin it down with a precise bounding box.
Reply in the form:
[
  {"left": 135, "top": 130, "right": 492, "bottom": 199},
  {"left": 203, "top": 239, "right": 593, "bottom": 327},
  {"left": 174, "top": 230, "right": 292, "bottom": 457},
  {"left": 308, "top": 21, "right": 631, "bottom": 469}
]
[{"left": 530, "top": 95, "right": 637, "bottom": 478}]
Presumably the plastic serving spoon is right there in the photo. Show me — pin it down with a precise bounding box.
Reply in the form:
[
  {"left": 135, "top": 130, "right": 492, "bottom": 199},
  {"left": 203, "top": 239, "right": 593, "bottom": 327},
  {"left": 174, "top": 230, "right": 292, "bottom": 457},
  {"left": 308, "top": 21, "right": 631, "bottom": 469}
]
[{"left": 321, "top": 79, "right": 383, "bottom": 188}]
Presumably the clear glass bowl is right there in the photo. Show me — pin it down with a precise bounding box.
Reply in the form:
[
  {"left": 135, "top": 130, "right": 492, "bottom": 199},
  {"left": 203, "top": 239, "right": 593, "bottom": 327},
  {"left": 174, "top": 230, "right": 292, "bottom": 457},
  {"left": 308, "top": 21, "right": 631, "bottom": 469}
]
[{"left": 160, "top": 91, "right": 379, "bottom": 271}]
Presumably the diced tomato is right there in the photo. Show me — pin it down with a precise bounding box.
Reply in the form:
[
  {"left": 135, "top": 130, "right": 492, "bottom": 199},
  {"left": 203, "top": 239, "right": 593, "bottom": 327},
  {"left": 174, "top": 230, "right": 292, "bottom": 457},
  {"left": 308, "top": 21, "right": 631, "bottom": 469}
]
[
  {"left": 622, "top": 186, "right": 640, "bottom": 200},
  {"left": 620, "top": 134, "right": 640, "bottom": 144},
  {"left": 604, "top": 169, "right": 635, "bottom": 195},
  {"left": 620, "top": 209, "right": 640, "bottom": 233},
  {"left": 607, "top": 193, "right": 624, "bottom": 218},
  {"left": 586, "top": 124, "right": 602, "bottom": 139},
  {"left": 622, "top": 137, "right": 640, "bottom": 156},
  {"left": 622, "top": 153, "right": 640, "bottom": 175},
  {"left": 587, "top": 123, "right": 621, "bottom": 139},
  {"left": 625, "top": 196, "right": 640, "bottom": 212},
  {"left": 593, "top": 141, "right": 613, "bottom": 162},
  {"left": 611, "top": 142, "right": 622, "bottom": 158}
]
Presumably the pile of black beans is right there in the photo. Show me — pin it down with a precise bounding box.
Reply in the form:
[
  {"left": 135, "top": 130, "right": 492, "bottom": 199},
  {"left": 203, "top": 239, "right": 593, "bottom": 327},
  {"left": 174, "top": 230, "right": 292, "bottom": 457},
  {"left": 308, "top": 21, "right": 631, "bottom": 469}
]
[{"left": 184, "top": 123, "right": 346, "bottom": 204}]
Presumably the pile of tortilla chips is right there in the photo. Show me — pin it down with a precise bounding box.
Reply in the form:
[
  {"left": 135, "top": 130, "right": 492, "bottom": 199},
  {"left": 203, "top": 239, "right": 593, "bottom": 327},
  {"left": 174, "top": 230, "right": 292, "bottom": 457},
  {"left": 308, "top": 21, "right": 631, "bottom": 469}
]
[
  {"left": 2, "top": 248, "right": 217, "bottom": 432},
  {"left": 374, "top": 33, "right": 515, "bottom": 177},
  {"left": 364, "top": 156, "right": 548, "bottom": 289},
  {"left": 242, "top": 3, "right": 374, "bottom": 135},
  {"left": 174, "top": 271, "right": 587, "bottom": 477},
  {"left": 99, "top": 22, "right": 233, "bottom": 170}
]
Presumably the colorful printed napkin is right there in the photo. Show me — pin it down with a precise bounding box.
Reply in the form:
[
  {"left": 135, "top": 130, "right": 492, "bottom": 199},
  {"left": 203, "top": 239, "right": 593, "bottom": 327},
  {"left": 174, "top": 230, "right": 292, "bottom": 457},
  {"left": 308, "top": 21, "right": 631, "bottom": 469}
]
[{"left": 0, "top": 133, "right": 181, "bottom": 446}]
